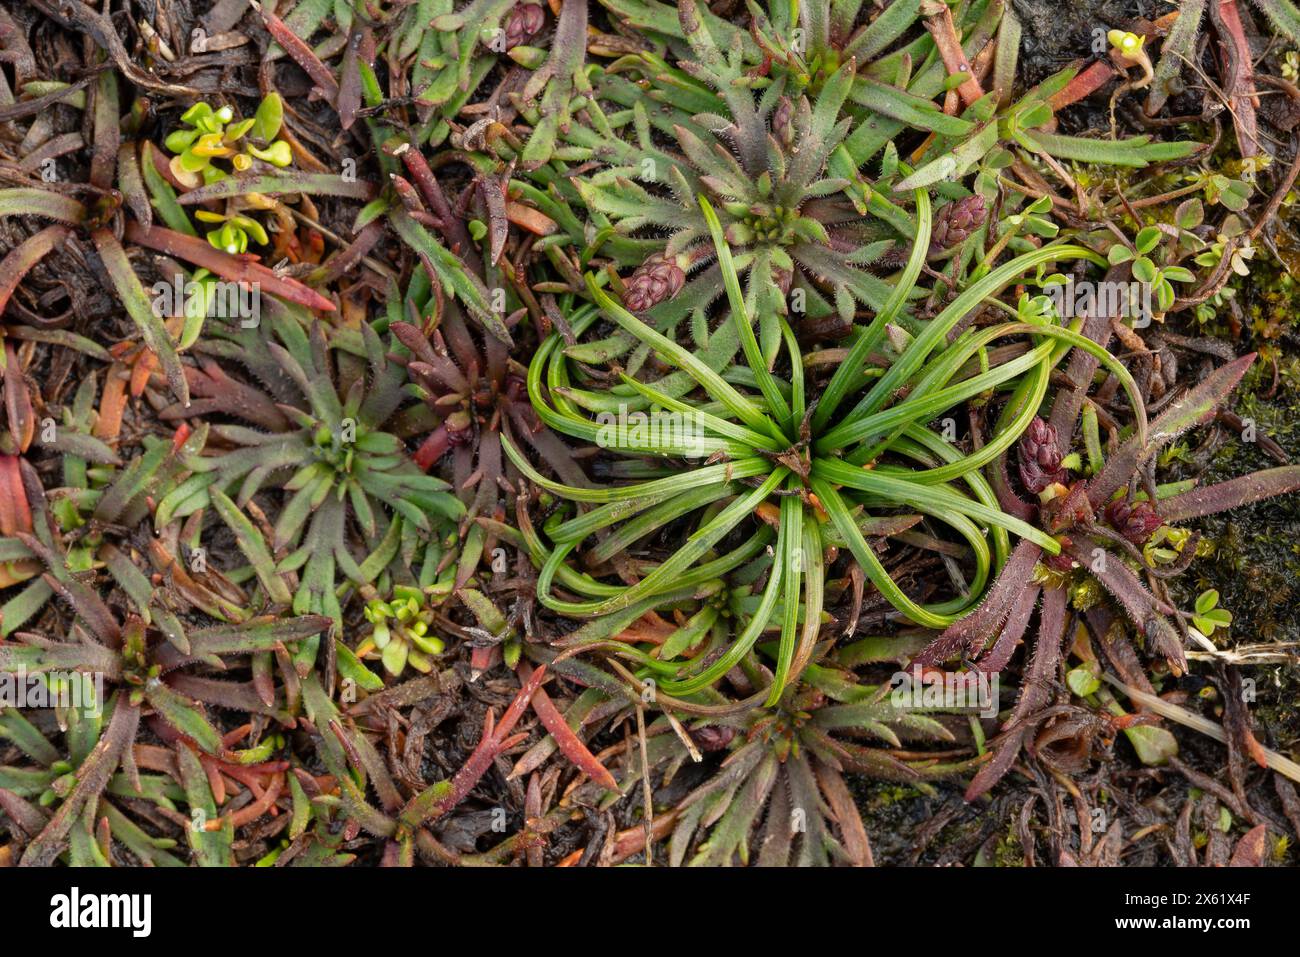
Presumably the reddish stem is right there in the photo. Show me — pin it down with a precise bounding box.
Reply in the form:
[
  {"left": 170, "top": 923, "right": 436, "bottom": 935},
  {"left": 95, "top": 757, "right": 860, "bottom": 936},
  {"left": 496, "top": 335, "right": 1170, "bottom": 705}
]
[
  {"left": 400, "top": 664, "right": 548, "bottom": 826},
  {"left": 1048, "top": 60, "right": 1117, "bottom": 112},
  {"left": 519, "top": 661, "right": 619, "bottom": 791},
  {"left": 923, "top": 3, "right": 984, "bottom": 107},
  {"left": 124, "top": 222, "right": 336, "bottom": 312}
]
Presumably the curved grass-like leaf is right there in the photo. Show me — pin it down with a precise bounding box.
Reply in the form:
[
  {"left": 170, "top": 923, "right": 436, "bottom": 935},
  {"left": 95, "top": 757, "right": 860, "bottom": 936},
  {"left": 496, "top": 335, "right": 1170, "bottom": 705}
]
[
  {"left": 585, "top": 276, "right": 775, "bottom": 440},
  {"left": 700, "top": 195, "right": 791, "bottom": 433},
  {"left": 814, "top": 188, "right": 932, "bottom": 432},
  {"left": 811, "top": 477, "right": 954, "bottom": 629},
  {"left": 822, "top": 244, "right": 1098, "bottom": 439},
  {"left": 1020, "top": 130, "right": 1203, "bottom": 167},
  {"left": 814, "top": 457, "right": 1059, "bottom": 552}
]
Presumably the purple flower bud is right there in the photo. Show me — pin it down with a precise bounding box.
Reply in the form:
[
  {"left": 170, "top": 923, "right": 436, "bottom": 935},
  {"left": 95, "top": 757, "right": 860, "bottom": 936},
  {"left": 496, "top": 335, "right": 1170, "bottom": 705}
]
[
  {"left": 1018, "top": 417, "right": 1066, "bottom": 494},
  {"left": 623, "top": 254, "right": 686, "bottom": 312},
  {"left": 502, "top": 4, "right": 546, "bottom": 50},
  {"left": 689, "top": 725, "right": 736, "bottom": 752},
  {"left": 928, "top": 195, "right": 988, "bottom": 257},
  {"left": 771, "top": 96, "right": 794, "bottom": 145},
  {"left": 1104, "top": 498, "right": 1163, "bottom": 544}
]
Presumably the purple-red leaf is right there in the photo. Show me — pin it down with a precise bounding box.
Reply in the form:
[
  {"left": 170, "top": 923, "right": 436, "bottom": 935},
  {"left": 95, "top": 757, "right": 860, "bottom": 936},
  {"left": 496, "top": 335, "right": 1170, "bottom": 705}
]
[
  {"left": 1158, "top": 466, "right": 1300, "bottom": 522},
  {"left": 518, "top": 661, "right": 619, "bottom": 791},
  {"left": 124, "top": 221, "right": 335, "bottom": 312},
  {"left": 913, "top": 540, "right": 1042, "bottom": 665},
  {"left": 1090, "top": 353, "right": 1256, "bottom": 508},
  {"left": 1062, "top": 538, "right": 1183, "bottom": 672},
  {"left": 254, "top": 1, "right": 340, "bottom": 104}
]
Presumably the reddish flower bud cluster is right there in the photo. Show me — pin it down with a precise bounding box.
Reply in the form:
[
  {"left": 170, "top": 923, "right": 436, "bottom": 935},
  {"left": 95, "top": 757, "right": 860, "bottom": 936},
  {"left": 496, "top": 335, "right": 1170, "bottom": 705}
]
[
  {"left": 503, "top": 4, "right": 545, "bottom": 50},
  {"left": 1018, "top": 417, "right": 1067, "bottom": 494},
  {"left": 928, "top": 194, "right": 988, "bottom": 256},
  {"left": 690, "top": 725, "right": 737, "bottom": 752},
  {"left": 1104, "top": 498, "right": 1163, "bottom": 544},
  {"left": 771, "top": 96, "right": 794, "bottom": 145},
  {"left": 623, "top": 254, "right": 686, "bottom": 312}
]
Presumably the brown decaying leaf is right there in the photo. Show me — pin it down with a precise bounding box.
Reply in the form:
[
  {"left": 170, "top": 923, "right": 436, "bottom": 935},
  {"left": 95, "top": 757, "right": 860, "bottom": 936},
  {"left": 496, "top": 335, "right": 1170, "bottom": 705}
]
[
  {"left": 0, "top": 225, "right": 71, "bottom": 314},
  {"left": 2, "top": 344, "right": 34, "bottom": 452},
  {"left": 1227, "top": 823, "right": 1268, "bottom": 867}
]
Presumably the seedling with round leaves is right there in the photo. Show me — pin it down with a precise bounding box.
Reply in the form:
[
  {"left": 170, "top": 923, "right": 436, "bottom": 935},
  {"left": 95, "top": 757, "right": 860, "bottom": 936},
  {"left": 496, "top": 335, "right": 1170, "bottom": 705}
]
[
  {"left": 1105, "top": 225, "right": 1197, "bottom": 317},
  {"left": 194, "top": 210, "right": 270, "bottom": 255},
  {"left": 1191, "top": 589, "right": 1233, "bottom": 638},
  {"left": 163, "top": 96, "right": 292, "bottom": 190},
  {"left": 1194, "top": 214, "right": 1257, "bottom": 278},
  {"left": 358, "top": 585, "right": 449, "bottom": 677}
]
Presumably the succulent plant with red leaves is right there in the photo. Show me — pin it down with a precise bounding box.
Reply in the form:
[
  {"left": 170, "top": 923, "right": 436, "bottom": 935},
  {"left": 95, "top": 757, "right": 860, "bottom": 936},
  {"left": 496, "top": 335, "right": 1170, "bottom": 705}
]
[
  {"left": 0, "top": 459, "right": 332, "bottom": 865},
  {"left": 391, "top": 301, "right": 583, "bottom": 589},
  {"left": 912, "top": 304, "right": 1300, "bottom": 800},
  {"left": 599, "top": 660, "right": 977, "bottom": 867}
]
